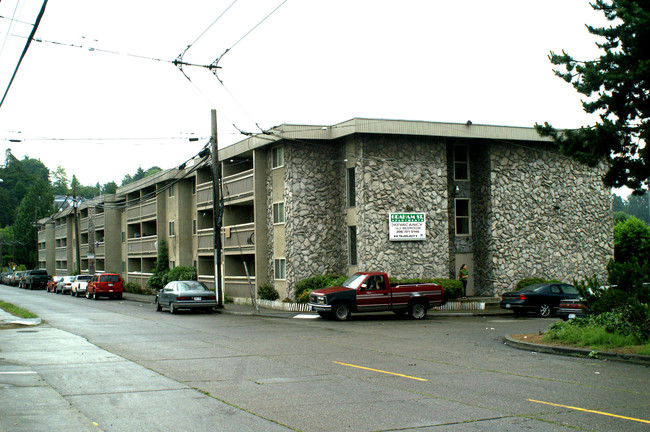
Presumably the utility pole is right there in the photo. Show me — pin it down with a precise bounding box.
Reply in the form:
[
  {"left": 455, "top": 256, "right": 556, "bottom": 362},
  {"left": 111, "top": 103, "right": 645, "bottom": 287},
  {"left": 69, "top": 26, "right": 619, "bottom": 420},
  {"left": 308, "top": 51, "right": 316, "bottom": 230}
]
[
  {"left": 210, "top": 109, "right": 224, "bottom": 307},
  {"left": 73, "top": 183, "right": 81, "bottom": 275}
]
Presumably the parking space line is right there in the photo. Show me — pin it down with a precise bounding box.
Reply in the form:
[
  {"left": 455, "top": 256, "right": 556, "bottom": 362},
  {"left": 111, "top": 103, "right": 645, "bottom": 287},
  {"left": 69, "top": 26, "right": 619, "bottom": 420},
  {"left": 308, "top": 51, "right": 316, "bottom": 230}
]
[
  {"left": 529, "top": 399, "right": 650, "bottom": 424},
  {"left": 0, "top": 371, "right": 37, "bottom": 375},
  {"left": 333, "top": 361, "right": 428, "bottom": 381}
]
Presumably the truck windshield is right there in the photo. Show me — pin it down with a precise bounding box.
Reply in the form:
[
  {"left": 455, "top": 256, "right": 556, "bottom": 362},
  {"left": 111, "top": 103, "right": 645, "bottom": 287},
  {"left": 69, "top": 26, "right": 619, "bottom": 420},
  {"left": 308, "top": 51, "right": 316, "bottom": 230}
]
[{"left": 342, "top": 273, "right": 367, "bottom": 289}]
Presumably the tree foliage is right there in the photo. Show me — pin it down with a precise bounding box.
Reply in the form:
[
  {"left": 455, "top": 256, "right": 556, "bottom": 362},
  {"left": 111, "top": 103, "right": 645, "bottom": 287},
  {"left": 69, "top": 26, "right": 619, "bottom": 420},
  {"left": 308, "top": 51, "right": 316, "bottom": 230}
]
[
  {"left": 613, "top": 216, "right": 650, "bottom": 263},
  {"left": 13, "top": 178, "right": 54, "bottom": 267},
  {"left": 536, "top": 0, "right": 650, "bottom": 191}
]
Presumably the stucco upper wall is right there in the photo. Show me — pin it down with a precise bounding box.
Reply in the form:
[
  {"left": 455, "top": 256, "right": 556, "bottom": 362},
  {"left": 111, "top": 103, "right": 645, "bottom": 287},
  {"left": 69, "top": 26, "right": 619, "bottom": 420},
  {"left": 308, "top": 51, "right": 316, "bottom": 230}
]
[{"left": 488, "top": 142, "right": 613, "bottom": 292}]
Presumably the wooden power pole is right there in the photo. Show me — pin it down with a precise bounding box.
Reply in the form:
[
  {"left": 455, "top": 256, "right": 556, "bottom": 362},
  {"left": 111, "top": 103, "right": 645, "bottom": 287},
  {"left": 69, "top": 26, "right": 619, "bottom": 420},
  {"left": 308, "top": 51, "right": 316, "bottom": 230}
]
[{"left": 210, "top": 109, "right": 223, "bottom": 307}]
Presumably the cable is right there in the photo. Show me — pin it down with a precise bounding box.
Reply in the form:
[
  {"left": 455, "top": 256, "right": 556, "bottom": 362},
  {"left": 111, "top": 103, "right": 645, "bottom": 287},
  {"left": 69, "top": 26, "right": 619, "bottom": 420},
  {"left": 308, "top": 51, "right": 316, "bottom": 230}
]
[{"left": 0, "top": 0, "right": 48, "bottom": 109}]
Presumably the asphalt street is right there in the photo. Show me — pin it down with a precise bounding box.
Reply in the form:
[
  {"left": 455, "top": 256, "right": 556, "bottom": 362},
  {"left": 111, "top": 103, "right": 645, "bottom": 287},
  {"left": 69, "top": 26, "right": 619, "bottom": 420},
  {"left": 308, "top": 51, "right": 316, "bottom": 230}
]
[{"left": 1, "top": 284, "right": 649, "bottom": 432}]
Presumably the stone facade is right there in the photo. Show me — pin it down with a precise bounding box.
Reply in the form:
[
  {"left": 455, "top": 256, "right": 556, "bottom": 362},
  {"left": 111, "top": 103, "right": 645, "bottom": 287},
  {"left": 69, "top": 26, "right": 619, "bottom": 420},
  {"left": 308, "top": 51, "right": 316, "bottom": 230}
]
[
  {"left": 355, "top": 134, "right": 450, "bottom": 279},
  {"left": 486, "top": 142, "right": 613, "bottom": 293}
]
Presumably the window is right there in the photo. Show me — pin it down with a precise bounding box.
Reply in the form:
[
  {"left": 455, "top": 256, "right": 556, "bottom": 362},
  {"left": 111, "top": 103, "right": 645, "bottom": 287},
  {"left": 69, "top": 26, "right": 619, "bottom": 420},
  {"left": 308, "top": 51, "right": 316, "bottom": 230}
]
[
  {"left": 192, "top": 219, "right": 197, "bottom": 235},
  {"left": 169, "top": 221, "right": 175, "bottom": 237},
  {"left": 274, "top": 258, "right": 286, "bottom": 280},
  {"left": 454, "top": 144, "right": 469, "bottom": 180},
  {"left": 346, "top": 167, "right": 356, "bottom": 207},
  {"left": 272, "top": 146, "right": 284, "bottom": 169},
  {"left": 170, "top": 260, "right": 176, "bottom": 269},
  {"left": 168, "top": 184, "right": 175, "bottom": 197},
  {"left": 455, "top": 199, "right": 471, "bottom": 236},
  {"left": 273, "top": 202, "right": 285, "bottom": 224},
  {"left": 122, "top": 232, "right": 125, "bottom": 242},
  {"left": 348, "top": 226, "right": 358, "bottom": 266},
  {"left": 191, "top": 181, "right": 196, "bottom": 195}
]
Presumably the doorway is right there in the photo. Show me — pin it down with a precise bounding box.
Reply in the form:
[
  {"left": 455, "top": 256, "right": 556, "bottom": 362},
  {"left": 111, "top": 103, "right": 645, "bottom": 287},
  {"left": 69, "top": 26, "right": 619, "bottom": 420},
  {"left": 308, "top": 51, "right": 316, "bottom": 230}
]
[{"left": 455, "top": 254, "right": 474, "bottom": 296}]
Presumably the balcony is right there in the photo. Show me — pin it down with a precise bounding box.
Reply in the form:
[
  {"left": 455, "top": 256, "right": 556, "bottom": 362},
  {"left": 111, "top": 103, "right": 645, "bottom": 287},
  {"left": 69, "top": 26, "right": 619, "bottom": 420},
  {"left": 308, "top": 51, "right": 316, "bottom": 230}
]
[
  {"left": 80, "top": 218, "right": 89, "bottom": 233},
  {"left": 196, "top": 182, "right": 213, "bottom": 207},
  {"left": 80, "top": 244, "right": 88, "bottom": 258},
  {"left": 55, "top": 225, "right": 67, "bottom": 239},
  {"left": 95, "top": 242, "right": 105, "bottom": 258},
  {"left": 223, "top": 276, "right": 256, "bottom": 298},
  {"left": 222, "top": 223, "right": 255, "bottom": 255},
  {"left": 126, "top": 200, "right": 157, "bottom": 222},
  {"left": 55, "top": 248, "right": 67, "bottom": 261},
  {"left": 223, "top": 169, "right": 253, "bottom": 203},
  {"left": 197, "top": 229, "right": 214, "bottom": 253},
  {"left": 127, "top": 235, "right": 158, "bottom": 256},
  {"left": 94, "top": 213, "right": 105, "bottom": 229}
]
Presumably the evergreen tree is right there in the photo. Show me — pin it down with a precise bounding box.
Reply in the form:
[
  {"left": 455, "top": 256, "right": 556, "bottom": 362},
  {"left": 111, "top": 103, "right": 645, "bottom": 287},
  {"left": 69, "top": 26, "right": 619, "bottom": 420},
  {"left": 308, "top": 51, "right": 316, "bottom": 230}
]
[
  {"left": 13, "top": 178, "right": 54, "bottom": 267},
  {"left": 536, "top": 0, "right": 650, "bottom": 191}
]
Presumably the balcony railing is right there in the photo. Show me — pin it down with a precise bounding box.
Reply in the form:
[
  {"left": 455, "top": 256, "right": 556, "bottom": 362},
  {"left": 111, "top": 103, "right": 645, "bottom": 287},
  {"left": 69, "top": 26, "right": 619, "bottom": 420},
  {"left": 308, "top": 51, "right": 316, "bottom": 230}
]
[
  {"left": 223, "top": 169, "right": 254, "bottom": 202},
  {"left": 95, "top": 242, "right": 105, "bottom": 257},
  {"left": 196, "top": 182, "right": 213, "bottom": 207},
  {"left": 55, "top": 225, "right": 67, "bottom": 239},
  {"left": 80, "top": 218, "right": 89, "bottom": 232},
  {"left": 55, "top": 248, "right": 67, "bottom": 260},
  {"left": 222, "top": 223, "right": 255, "bottom": 254},
  {"left": 197, "top": 229, "right": 214, "bottom": 252},
  {"left": 127, "top": 235, "right": 158, "bottom": 255},
  {"left": 94, "top": 213, "right": 105, "bottom": 229},
  {"left": 126, "top": 200, "right": 157, "bottom": 222},
  {"left": 223, "top": 275, "right": 256, "bottom": 298}
]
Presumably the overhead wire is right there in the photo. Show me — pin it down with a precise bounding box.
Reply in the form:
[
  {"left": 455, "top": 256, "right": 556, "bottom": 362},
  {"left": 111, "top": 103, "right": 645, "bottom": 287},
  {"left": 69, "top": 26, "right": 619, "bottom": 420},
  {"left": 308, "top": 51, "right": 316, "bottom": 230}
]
[{"left": 0, "top": 0, "right": 48, "bottom": 109}]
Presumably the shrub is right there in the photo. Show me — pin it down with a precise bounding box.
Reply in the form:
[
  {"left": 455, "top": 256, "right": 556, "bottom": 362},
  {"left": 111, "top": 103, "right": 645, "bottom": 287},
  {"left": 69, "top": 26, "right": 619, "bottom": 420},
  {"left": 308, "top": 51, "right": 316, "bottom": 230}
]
[
  {"left": 258, "top": 283, "right": 279, "bottom": 301},
  {"left": 294, "top": 274, "right": 345, "bottom": 303},
  {"left": 124, "top": 282, "right": 153, "bottom": 295},
  {"left": 163, "top": 266, "right": 198, "bottom": 284},
  {"left": 392, "top": 278, "right": 462, "bottom": 301}
]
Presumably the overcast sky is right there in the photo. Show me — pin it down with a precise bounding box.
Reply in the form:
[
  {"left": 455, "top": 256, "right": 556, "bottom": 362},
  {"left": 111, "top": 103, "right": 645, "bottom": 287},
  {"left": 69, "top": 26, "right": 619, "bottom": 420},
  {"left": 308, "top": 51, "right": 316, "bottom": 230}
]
[{"left": 0, "top": 0, "right": 609, "bottom": 189}]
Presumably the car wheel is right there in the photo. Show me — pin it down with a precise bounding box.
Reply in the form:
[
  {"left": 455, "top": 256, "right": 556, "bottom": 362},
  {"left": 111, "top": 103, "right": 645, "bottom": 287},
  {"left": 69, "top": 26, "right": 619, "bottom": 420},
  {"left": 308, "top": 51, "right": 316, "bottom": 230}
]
[
  {"left": 170, "top": 303, "right": 177, "bottom": 314},
  {"left": 155, "top": 299, "right": 162, "bottom": 312},
  {"left": 332, "top": 303, "right": 350, "bottom": 321},
  {"left": 537, "top": 303, "right": 552, "bottom": 317},
  {"left": 408, "top": 301, "right": 428, "bottom": 319},
  {"left": 86, "top": 291, "right": 92, "bottom": 299},
  {"left": 93, "top": 293, "right": 100, "bottom": 300}
]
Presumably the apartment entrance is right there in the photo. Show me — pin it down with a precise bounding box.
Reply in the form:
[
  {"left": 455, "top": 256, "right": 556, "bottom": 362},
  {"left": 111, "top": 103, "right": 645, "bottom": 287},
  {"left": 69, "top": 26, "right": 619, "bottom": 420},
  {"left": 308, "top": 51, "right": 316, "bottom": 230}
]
[{"left": 455, "top": 253, "right": 474, "bottom": 296}]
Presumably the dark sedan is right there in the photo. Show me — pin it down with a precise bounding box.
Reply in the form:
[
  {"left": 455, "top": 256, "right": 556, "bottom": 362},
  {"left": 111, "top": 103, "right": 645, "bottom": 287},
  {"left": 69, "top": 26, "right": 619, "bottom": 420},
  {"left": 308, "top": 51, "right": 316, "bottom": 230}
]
[
  {"left": 155, "top": 280, "right": 217, "bottom": 314},
  {"left": 500, "top": 282, "right": 579, "bottom": 317}
]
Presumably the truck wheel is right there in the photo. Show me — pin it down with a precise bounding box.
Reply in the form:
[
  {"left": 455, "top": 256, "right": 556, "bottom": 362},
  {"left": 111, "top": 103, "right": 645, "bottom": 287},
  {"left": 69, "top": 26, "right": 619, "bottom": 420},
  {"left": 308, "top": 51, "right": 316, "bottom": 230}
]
[
  {"left": 408, "top": 301, "right": 428, "bottom": 319},
  {"left": 332, "top": 303, "right": 350, "bottom": 321}
]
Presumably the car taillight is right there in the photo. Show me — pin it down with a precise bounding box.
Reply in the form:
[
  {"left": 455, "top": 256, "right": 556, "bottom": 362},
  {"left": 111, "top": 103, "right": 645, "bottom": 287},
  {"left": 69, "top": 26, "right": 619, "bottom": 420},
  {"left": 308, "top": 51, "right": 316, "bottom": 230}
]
[
  {"left": 176, "top": 296, "right": 190, "bottom": 300},
  {"left": 560, "top": 303, "right": 581, "bottom": 309},
  {"left": 518, "top": 294, "right": 527, "bottom": 300}
]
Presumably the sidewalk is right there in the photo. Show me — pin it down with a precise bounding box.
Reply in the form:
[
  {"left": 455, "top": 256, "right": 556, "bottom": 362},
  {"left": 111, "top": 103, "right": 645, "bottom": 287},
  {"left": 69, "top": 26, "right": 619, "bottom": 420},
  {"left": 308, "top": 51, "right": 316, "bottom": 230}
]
[{"left": 121, "top": 292, "right": 507, "bottom": 318}]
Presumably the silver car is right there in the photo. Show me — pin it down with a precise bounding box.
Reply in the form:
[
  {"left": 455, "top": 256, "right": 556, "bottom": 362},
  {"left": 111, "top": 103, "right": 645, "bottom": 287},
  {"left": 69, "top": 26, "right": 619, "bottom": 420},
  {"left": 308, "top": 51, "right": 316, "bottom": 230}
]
[
  {"left": 56, "top": 275, "right": 75, "bottom": 294},
  {"left": 155, "top": 281, "right": 217, "bottom": 314}
]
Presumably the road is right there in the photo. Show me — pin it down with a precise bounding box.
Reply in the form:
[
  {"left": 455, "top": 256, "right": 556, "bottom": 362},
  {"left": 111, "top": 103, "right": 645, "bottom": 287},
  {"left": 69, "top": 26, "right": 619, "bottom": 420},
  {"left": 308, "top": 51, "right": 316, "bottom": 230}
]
[{"left": 1, "top": 284, "right": 649, "bottom": 432}]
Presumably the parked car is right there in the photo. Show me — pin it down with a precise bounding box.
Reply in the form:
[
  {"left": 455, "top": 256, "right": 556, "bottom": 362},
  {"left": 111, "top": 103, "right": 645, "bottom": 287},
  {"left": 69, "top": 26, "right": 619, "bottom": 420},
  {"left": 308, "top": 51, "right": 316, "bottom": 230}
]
[
  {"left": 155, "top": 280, "right": 217, "bottom": 314},
  {"left": 86, "top": 273, "right": 123, "bottom": 300},
  {"left": 1, "top": 271, "right": 12, "bottom": 284},
  {"left": 557, "top": 297, "right": 587, "bottom": 321},
  {"left": 71, "top": 274, "right": 93, "bottom": 297},
  {"left": 500, "top": 282, "right": 580, "bottom": 317},
  {"left": 11, "top": 271, "right": 25, "bottom": 287},
  {"left": 20, "top": 269, "right": 50, "bottom": 290},
  {"left": 308, "top": 271, "right": 446, "bottom": 320},
  {"left": 56, "top": 275, "right": 75, "bottom": 294},
  {"left": 47, "top": 276, "right": 65, "bottom": 293}
]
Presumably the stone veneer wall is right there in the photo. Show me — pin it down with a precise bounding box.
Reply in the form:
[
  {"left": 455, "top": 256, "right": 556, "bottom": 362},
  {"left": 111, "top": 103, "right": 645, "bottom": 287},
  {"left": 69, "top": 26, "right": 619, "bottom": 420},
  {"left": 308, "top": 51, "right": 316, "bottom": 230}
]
[
  {"left": 356, "top": 134, "right": 449, "bottom": 279},
  {"left": 487, "top": 142, "right": 613, "bottom": 293},
  {"left": 278, "top": 141, "right": 348, "bottom": 294}
]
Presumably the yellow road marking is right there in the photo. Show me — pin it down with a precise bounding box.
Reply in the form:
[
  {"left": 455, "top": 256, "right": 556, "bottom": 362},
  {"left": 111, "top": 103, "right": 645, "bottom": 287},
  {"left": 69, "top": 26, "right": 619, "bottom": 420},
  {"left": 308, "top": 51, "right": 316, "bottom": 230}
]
[
  {"left": 529, "top": 399, "right": 650, "bottom": 424},
  {"left": 333, "top": 361, "right": 428, "bottom": 381}
]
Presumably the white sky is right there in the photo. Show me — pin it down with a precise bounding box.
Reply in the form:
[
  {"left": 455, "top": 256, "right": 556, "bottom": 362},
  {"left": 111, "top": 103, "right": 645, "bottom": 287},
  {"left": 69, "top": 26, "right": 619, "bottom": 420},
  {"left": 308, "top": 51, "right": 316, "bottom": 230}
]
[{"left": 0, "top": 0, "right": 611, "bottom": 189}]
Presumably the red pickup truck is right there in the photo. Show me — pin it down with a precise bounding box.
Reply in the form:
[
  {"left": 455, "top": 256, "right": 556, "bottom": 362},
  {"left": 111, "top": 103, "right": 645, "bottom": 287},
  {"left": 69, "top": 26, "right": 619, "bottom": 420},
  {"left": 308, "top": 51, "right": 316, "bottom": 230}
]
[{"left": 308, "top": 272, "right": 445, "bottom": 321}]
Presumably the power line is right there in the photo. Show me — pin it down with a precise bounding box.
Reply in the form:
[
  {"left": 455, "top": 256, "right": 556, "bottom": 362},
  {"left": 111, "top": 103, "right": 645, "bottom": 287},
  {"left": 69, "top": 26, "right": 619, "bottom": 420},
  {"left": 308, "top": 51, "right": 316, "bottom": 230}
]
[{"left": 0, "top": 0, "right": 48, "bottom": 109}]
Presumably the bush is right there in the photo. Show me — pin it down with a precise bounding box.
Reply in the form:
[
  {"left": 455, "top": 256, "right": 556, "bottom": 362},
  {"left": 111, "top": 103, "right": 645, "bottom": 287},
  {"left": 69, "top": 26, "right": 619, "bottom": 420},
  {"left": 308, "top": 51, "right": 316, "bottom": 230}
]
[
  {"left": 392, "top": 278, "right": 462, "bottom": 301},
  {"left": 294, "top": 274, "right": 345, "bottom": 303},
  {"left": 124, "top": 282, "right": 153, "bottom": 295},
  {"left": 163, "top": 266, "right": 198, "bottom": 284},
  {"left": 258, "top": 283, "right": 279, "bottom": 301}
]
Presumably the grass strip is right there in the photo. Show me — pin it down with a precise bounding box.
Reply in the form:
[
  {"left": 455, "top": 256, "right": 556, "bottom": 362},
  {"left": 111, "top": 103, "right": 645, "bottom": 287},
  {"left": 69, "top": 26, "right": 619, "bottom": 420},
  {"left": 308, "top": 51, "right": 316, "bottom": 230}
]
[{"left": 0, "top": 300, "right": 38, "bottom": 319}]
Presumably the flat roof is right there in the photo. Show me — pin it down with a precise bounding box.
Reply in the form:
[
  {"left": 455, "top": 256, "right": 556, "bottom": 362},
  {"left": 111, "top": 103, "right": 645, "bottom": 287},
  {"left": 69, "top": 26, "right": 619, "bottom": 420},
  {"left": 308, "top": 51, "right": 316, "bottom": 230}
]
[{"left": 219, "top": 117, "right": 551, "bottom": 159}]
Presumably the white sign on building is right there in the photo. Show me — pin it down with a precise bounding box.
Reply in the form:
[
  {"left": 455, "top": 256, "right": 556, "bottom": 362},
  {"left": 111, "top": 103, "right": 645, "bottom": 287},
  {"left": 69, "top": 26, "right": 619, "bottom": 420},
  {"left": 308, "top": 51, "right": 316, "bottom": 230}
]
[{"left": 389, "top": 212, "right": 426, "bottom": 241}]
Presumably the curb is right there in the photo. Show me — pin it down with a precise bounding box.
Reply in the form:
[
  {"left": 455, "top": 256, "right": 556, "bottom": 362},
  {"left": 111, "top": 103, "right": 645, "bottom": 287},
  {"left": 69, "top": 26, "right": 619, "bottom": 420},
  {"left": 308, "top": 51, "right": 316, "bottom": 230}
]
[{"left": 503, "top": 334, "right": 650, "bottom": 366}]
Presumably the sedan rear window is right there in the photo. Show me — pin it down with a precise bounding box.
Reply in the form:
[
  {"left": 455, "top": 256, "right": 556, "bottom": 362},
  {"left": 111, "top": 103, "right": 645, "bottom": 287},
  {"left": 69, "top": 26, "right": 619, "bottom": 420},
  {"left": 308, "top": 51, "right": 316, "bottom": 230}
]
[{"left": 177, "top": 281, "right": 209, "bottom": 291}]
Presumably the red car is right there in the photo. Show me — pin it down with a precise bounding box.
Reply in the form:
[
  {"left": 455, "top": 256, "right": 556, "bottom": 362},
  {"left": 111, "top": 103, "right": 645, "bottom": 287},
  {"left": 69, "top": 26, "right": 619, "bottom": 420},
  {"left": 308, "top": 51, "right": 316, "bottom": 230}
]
[
  {"left": 47, "top": 276, "right": 65, "bottom": 293},
  {"left": 86, "top": 273, "right": 124, "bottom": 300}
]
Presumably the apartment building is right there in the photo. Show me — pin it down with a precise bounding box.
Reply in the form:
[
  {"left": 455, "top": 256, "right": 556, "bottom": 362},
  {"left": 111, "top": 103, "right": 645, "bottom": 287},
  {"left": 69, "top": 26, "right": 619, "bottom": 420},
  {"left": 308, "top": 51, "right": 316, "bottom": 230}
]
[{"left": 38, "top": 118, "right": 614, "bottom": 298}]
